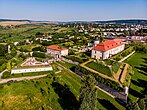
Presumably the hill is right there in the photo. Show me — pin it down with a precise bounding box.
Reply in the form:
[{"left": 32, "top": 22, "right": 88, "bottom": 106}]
[
  {"left": 1, "top": 19, "right": 147, "bottom": 25},
  {"left": 95, "top": 19, "right": 147, "bottom": 24}
]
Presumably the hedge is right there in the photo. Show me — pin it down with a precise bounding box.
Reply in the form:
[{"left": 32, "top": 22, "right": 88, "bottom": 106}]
[
  {"left": 111, "top": 46, "right": 134, "bottom": 61},
  {"left": 32, "top": 52, "right": 50, "bottom": 58}
]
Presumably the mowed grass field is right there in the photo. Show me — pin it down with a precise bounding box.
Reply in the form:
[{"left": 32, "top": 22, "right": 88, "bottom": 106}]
[
  {"left": 0, "top": 69, "right": 81, "bottom": 110},
  {"left": 0, "top": 67, "right": 125, "bottom": 110},
  {"left": 125, "top": 52, "right": 147, "bottom": 101},
  {"left": 85, "top": 61, "right": 112, "bottom": 77}
]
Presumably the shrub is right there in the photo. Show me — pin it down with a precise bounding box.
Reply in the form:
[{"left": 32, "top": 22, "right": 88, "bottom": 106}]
[
  {"left": 1, "top": 71, "right": 11, "bottom": 79},
  {"left": 32, "top": 46, "right": 46, "bottom": 52},
  {"left": 0, "top": 59, "right": 6, "bottom": 66},
  {"left": 111, "top": 46, "right": 134, "bottom": 61},
  {"left": 19, "top": 47, "right": 30, "bottom": 52},
  {"left": 32, "top": 52, "right": 46, "bottom": 58}
]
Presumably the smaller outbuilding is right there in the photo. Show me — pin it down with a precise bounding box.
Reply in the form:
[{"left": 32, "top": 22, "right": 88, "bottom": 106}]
[{"left": 47, "top": 45, "right": 68, "bottom": 58}]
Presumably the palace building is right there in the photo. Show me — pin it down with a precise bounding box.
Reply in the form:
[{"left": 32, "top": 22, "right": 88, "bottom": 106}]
[{"left": 91, "top": 39, "right": 125, "bottom": 60}]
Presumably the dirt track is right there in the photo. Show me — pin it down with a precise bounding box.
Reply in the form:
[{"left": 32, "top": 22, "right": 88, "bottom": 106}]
[{"left": 0, "top": 74, "right": 48, "bottom": 84}]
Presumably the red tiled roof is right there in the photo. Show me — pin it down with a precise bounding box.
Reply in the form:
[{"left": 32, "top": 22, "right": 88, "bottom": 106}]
[
  {"left": 93, "top": 39, "right": 124, "bottom": 51},
  {"left": 117, "top": 36, "right": 127, "bottom": 39},
  {"left": 47, "top": 45, "right": 67, "bottom": 51}
]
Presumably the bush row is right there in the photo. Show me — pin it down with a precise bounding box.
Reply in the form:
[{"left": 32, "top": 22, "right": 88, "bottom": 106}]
[
  {"left": 32, "top": 51, "right": 51, "bottom": 58},
  {"left": 32, "top": 46, "right": 47, "bottom": 52},
  {"left": 133, "top": 43, "right": 147, "bottom": 53},
  {"left": 111, "top": 46, "right": 134, "bottom": 61}
]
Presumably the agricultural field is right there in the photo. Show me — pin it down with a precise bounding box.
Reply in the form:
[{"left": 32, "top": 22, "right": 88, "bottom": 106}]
[
  {"left": 125, "top": 52, "right": 147, "bottom": 101},
  {"left": 0, "top": 24, "right": 73, "bottom": 43},
  {"left": 0, "top": 21, "right": 29, "bottom": 26}
]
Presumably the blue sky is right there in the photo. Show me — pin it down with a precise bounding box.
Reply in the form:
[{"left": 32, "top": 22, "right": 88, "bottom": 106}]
[{"left": 0, "top": 0, "right": 147, "bottom": 21}]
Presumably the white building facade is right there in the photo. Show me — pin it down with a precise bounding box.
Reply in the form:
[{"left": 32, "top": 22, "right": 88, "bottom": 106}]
[
  {"left": 47, "top": 45, "right": 68, "bottom": 58},
  {"left": 91, "top": 39, "right": 125, "bottom": 60},
  {"left": 11, "top": 66, "right": 53, "bottom": 74}
]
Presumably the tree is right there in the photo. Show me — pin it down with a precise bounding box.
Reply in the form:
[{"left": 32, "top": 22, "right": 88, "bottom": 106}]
[
  {"left": 42, "top": 40, "right": 51, "bottom": 46},
  {"left": 9, "top": 34, "right": 12, "bottom": 37},
  {"left": 7, "top": 61, "right": 11, "bottom": 70},
  {"left": 32, "top": 46, "right": 46, "bottom": 52},
  {"left": 126, "top": 98, "right": 146, "bottom": 110},
  {"left": 100, "top": 32, "right": 104, "bottom": 42},
  {"left": 32, "top": 52, "right": 46, "bottom": 58},
  {"left": 0, "top": 44, "right": 7, "bottom": 56},
  {"left": 35, "top": 32, "right": 43, "bottom": 37},
  {"left": 79, "top": 75, "right": 97, "bottom": 110},
  {"left": 138, "top": 98, "right": 146, "bottom": 110},
  {"left": 126, "top": 100, "right": 139, "bottom": 110}
]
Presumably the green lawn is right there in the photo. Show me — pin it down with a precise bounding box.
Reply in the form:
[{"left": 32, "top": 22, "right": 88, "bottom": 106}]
[
  {"left": 97, "top": 89, "right": 125, "bottom": 110},
  {"left": 17, "top": 44, "right": 41, "bottom": 51},
  {"left": 85, "top": 61, "right": 112, "bottom": 77},
  {"left": 0, "top": 66, "right": 125, "bottom": 110},
  {"left": 125, "top": 52, "right": 147, "bottom": 101},
  {"left": 112, "top": 62, "right": 121, "bottom": 73},
  {"left": 57, "top": 61, "right": 76, "bottom": 69},
  {"left": 58, "top": 69, "right": 82, "bottom": 97},
  {"left": 0, "top": 76, "right": 61, "bottom": 110}
]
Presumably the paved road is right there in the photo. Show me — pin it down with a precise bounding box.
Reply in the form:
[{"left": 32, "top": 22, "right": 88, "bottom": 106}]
[{"left": 0, "top": 74, "right": 48, "bottom": 84}]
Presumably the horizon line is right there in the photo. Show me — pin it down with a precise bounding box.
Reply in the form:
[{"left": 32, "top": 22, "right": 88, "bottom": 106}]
[{"left": 0, "top": 18, "right": 147, "bottom": 22}]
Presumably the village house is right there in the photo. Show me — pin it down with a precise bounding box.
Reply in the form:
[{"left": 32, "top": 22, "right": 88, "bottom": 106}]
[
  {"left": 91, "top": 39, "right": 125, "bottom": 60},
  {"left": 130, "top": 35, "right": 146, "bottom": 43},
  {"left": 88, "top": 37, "right": 100, "bottom": 47},
  {"left": 47, "top": 45, "right": 68, "bottom": 58},
  {"left": 117, "top": 36, "right": 128, "bottom": 42}
]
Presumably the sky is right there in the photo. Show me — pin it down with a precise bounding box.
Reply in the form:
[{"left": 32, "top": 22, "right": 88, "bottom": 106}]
[{"left": 0, "top": 0, "right": 147, "bottom": 21}]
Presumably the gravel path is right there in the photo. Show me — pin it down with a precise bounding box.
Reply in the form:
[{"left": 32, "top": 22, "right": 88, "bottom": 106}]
[{"left": 0, "top": 74, "right": 48, "bottom": 84}]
